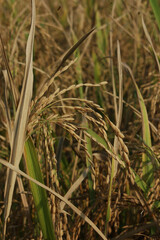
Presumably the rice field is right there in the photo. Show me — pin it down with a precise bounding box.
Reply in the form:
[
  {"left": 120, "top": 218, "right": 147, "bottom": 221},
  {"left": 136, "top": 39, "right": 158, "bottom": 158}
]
[{"left": 0, "top": 0, "right": 160, "bottom": 239}]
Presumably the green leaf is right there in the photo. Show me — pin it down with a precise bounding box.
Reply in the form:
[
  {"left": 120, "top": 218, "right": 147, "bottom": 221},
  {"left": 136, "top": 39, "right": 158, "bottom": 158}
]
[
  {"left": 24, "top": 137, "right": 56, "bottom": 240},
  {"left": 134, "top": 84, "right": 153, "bottom": 187},
  {"left": 149, "top": 0, "right": 160, "bottom": 31},
  {"left": 122, "top": 64, "right": 154, "bottom": 188},
  {"left": 85, "top": 133, "right": 95, "bottom": 204},
  {"left": 86, "top": 128, "right": 108, "bottom": 149},
  {"left": 132, "top": 169, "right": 147, "bottom": 192}
]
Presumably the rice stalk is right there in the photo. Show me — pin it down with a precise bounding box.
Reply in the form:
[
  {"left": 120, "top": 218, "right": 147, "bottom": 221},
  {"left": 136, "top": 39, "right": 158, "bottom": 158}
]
[
  {"left": 3, "top": 0, "right": 35, "bottom": 237},
  {"left": 105, "top": 41, "right": 123, "bottom": 235},
  {"left": 0, "top": 157, "right": 108, "bottom": 240},
  {"left": 110, "top": 0, "right": 118, "bottom": 122}
]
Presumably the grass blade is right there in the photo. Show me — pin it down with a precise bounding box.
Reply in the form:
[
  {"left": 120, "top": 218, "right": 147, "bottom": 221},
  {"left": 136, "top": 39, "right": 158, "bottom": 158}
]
[
  {"left": 149, "top": 0, "right": 160, "bottom": 31},
  {"left": 60, "top": 167, "right": 90, "bottom": 211},
  {"left": 86, "top": 128, "right": 125, "bottom": 168},
  {"left": 112, "top": 40, "right": 123, "bottom": 177},
  {"left": 142, "top": 16, "right": 160, "bottom": 72},
  {"left": 0, "top": 34, "right": 17, "bottom": 108},
  {"left": 122, "top": 63, "right": 153, "bottom": 188},
  {"left": 3, "top": 0, "right": 36, "bottom": 236},
  {"left": 24, "top": 137, "right": 56, "bottom": 240},
  {"left": 106, "top": 41, "right": 123, "bottom": 235},
  {"left": 37, "top": 27, "right": 96, "bottom": 98}
]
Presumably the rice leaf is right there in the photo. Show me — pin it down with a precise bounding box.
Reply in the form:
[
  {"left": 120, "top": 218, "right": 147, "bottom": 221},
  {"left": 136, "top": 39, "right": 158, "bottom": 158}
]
[
  {"left": 122, "top": 63, "right": 153, "bottom": 188},
  {"left": 131, "top": 169, "right": 147, "bottom": 193},
  {"left": 60, "top": 167, "right": 90, "bottom": 211},
  {"left": 85, "top": 129, "right": 95, "bottom": 204},
  {"left": 86, "top": 128, "right": 108, "bottom": 148},
  {"left": 106, "top": 41, "right": 123, "bottom": 234},
  {"left": 37, "top": 27, "right": 96, "bottom": 98},
  {"left": 0, "top": 34, "right": 17, "bottom": 108},
  {"left": 24, "top": 137, "right": 56, "bottom": 240},
  {"left": 112, "top": 40, "right": 123, "bottom": 177},
  {"left": 142, "top": 16, "right": 160, "bottom": 72},
  {"left": 0, "top": 158, "right": 108, "bottom": 240},
  {"left": 95, "top": 8, "right": 107, "bottom": 54},
  {"left": 149, "top": 0, "right": 160, "bottom": 31},
  {"left": 3, "top": 0, "right": 36, "bottom": 236}
]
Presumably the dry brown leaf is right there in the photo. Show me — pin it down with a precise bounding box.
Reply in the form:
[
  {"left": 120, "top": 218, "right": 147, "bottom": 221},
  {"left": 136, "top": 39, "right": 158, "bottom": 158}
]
[
  {"left": 3, "top": 0, "right": 36, "bottom": 237},
  {"left": 60, "top": 167, "right": 90, "bottom": 211}
]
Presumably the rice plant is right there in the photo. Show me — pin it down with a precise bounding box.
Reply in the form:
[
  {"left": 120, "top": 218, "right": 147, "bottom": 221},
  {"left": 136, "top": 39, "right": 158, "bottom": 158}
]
[{"left": 0, "top": 0, "right": 160, "bottom": 239}]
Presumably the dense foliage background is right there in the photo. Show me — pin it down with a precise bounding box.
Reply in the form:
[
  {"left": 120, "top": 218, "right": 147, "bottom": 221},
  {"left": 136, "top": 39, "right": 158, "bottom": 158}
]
[{"left": 0, "top": 0, "right": 160, "bottom": 239}]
